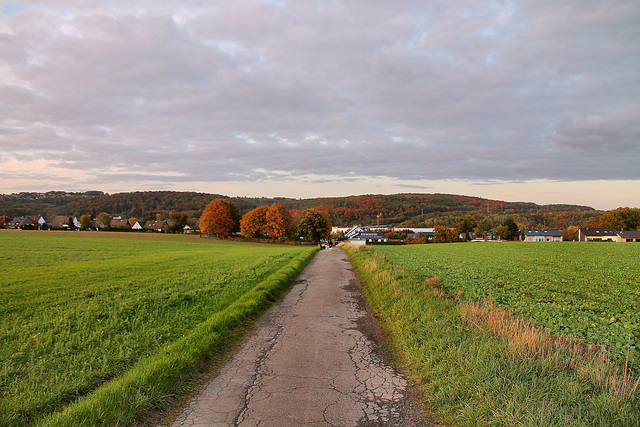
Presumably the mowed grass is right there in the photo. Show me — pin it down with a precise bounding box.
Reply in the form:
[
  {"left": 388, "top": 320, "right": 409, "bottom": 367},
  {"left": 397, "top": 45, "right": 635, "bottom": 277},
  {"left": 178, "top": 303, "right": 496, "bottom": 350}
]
[
  {"left": 370, "top": 242, "right": 640, "bottom": 369},
  {"left": 0, "top": 231, "right": 318, "bottom": 426},
  {"left": 343, "top": 243, "right": 640, "bottom": 426}
]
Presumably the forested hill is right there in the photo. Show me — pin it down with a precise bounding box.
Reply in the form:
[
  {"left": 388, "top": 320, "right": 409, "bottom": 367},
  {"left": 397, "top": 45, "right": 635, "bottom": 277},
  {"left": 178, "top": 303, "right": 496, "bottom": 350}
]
[{"left": 1, "top": 191, "right": 602, "bottom": 229}]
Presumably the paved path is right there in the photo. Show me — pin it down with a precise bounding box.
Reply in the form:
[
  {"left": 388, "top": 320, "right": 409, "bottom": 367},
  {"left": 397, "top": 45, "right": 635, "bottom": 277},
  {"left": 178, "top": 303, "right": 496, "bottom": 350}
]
[{"left": 172, "top": 248, "right": 424, "bottom": 426}]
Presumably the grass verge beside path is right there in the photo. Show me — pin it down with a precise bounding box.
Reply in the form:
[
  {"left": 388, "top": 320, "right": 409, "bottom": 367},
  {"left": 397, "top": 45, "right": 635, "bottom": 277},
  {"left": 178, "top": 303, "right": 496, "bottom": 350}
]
[
  {"left": 39, "top": 246, "right": 318, "bottom": 427},
  {"left": 342, "top": 244, "right": 640, "bottom": 427}
]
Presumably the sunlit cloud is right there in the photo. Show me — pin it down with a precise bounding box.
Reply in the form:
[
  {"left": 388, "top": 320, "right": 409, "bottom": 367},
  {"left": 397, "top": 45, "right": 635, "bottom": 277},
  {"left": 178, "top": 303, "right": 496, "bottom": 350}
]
[{"left": 0, "top": 0, "right": 638, "bottom": 210}]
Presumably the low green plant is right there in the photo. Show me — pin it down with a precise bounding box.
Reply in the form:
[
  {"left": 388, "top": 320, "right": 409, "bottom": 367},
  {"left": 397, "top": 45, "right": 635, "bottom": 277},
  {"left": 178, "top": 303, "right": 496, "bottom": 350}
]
[
  {"left": 342, "top": 244, "right": 640, "bottom": 426},
  {"left": 371, "top": 242, "right": 640, "bottom": 370}
]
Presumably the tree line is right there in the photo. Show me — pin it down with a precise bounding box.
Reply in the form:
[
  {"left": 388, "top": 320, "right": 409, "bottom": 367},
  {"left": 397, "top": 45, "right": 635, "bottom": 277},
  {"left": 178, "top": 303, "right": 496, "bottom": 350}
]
[
  {"left": 199, "top": 199, "right": 331, "bottom": 243},
  {"left": 386, "top": 207, "right": 640, "bottom": 244},
  {"left": 1, "top": 191, "right": 603, "bottom": 229}
]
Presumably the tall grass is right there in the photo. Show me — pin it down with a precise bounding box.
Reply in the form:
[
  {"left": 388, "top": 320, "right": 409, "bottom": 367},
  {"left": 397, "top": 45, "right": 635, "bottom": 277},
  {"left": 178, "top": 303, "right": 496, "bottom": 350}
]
[
  {"left": 458, "top": 300, "right": 639, "bottom": 398},
  {"left": 342, "top": 244, "right": 640, "bottom": 426}
]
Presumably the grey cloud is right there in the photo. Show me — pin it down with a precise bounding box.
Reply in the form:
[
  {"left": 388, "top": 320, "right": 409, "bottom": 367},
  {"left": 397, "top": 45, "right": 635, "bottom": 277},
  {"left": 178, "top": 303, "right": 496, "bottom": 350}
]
[{"left": 1, "top": 0, "right": 639, "bottom": 189}]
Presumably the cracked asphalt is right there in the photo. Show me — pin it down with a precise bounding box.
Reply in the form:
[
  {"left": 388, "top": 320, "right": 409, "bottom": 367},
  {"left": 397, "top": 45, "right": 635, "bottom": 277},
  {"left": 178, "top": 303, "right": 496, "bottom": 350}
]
[{"left": 172, "top": 247, "right": 428, "bottom": 426}]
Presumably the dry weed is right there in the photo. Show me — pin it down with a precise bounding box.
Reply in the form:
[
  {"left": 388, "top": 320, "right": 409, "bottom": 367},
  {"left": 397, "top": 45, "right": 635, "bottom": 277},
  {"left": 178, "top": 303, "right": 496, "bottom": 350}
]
[{"left": 459, "top": 300, "right": 639, "bottom": 399}]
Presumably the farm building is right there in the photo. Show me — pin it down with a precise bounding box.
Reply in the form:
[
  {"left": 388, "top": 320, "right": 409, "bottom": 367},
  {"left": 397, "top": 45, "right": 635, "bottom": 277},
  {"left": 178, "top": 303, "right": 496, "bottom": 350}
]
[
  {"left": 345, "top": 225, "right": 388, "bottom": 245},
  {"left": 394, "top": 227, "right": 435, "bottom": 234},
  {"left": 345, "top": 226, "right": 365, "bottom": 239},
  {"left": 523, "top": 229, "right": 563, "bottom": 242}
]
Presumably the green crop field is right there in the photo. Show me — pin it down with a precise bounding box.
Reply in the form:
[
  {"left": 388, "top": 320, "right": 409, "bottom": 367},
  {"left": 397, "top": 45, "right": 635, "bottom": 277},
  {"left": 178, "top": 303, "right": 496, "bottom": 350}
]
[
  {"left": 371, "top": 242, "right": 640, "bottom": 370},
  {"left": 344, "top": 242, "right": 639, "bottom": 426},
  {"left": 0, "top": 231, "right": 318, "bottom": 426}
]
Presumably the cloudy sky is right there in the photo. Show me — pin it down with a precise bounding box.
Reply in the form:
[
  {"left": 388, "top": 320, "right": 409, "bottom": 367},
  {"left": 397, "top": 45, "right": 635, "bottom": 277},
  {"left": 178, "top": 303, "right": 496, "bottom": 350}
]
[{"left": 1, "top": 0, "right": 638, "bottom": 209}]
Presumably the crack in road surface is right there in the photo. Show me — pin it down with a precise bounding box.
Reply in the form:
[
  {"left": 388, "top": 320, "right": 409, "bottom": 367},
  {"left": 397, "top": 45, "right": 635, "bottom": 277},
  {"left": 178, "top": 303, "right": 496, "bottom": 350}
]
[{"left": 172, "top": 248, "right": 426, "bottom": 426}]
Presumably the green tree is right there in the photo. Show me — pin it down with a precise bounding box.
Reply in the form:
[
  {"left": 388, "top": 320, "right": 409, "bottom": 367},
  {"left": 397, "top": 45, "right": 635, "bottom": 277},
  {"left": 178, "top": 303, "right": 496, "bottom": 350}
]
[
  {"left": 142, "top": 212, "right": 157, "bottom": 223},
  {"left": 297, "top": 209, "right": 331, "bottom": 243},
  {"left": 79, "top": 214, "right": 92, "bottom": 231},
  {"left": 96, "top": 212, "right": 112, "bottom": 225},
  {"left": 455, "top": 215, "right": 478, "bottom": 241},
  {"left": 495, "top": 219, "right": 519, "bottom": 240},
  {"left": 592, "top": 207, "right": 640, "bottom": 230},
  {"left": 227, "top": 201, "right": 242, "bottom": 233},
  {"left": 168, "top": 212, "right": 189, "bottom": 233},
  {"left": 433, "top": 225, "right": 458, "bottom": 243},
  {"left": 473, "top": 219, "right": 491, "bottom": 237}
]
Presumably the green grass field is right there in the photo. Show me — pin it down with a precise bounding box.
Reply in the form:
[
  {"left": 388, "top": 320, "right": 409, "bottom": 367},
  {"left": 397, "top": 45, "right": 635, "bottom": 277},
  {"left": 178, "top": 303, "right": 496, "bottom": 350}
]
[
  {"left": 0, "top": 231, "right": 318, "bottom": 426},
  {"left": 370, "top": 242, "right": 640, "bottom": 368},
  {"left": 344, "top": 242, "right": 639, "bottom": 426}
]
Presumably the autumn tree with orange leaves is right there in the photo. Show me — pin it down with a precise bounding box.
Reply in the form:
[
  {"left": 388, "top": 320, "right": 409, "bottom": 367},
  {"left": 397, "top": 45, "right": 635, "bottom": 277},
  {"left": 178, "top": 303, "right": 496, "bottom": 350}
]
[
  {"left": 241, "top": 204, "right": 296, "bottom": 240},
  {"left": 200, "top": 199, "right": 241, "bottom": 238},
  {"left": 241, "top": 205, "right": 269, "bottom": 238},
  {"left": 265, "top": 204, "right": 296, "bottom": 240}
]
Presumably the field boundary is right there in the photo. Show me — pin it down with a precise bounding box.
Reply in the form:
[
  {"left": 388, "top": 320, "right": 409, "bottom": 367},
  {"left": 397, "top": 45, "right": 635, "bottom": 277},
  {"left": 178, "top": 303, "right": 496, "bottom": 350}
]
[{"left": 38, "top": 247, "right": 319, "bottom": 427}]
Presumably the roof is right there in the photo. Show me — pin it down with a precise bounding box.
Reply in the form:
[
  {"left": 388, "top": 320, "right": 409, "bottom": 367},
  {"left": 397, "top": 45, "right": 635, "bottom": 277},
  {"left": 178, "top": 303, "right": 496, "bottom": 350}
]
[
  {"left": 576, "top": 228, "right": 617, "bottom": 237},
  {"left": 11, "top": 216, "right": 34, "bottom": 226},
  {"left": 345, "top": 226, "right": 365, "bottom": 239},
  {"left": 395, "top": 227, "right": 435, "bottom": 233},
  {"left": 523, "top": 229, "right": 563, "bottom": 237},
  {"left": 617, "top": 230, "right": 640, "bottom": 239},
  {"left": 110, "top": 219, "right": 130, "bottom": 227},
  {"left": 350, "top": 232, "right": 385, "bottom": 240},
  {"left": 144, "top": 220, "right": 168, "bottom": 229},
  {"left": 51, "top": 215, "right": 78, "bottom": 228}
]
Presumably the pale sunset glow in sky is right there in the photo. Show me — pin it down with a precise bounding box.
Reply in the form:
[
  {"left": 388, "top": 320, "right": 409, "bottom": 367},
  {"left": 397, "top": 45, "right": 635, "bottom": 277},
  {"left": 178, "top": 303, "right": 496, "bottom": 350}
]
[{"left": 1, "top": 1, "right": 639, "bottom": 210}]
